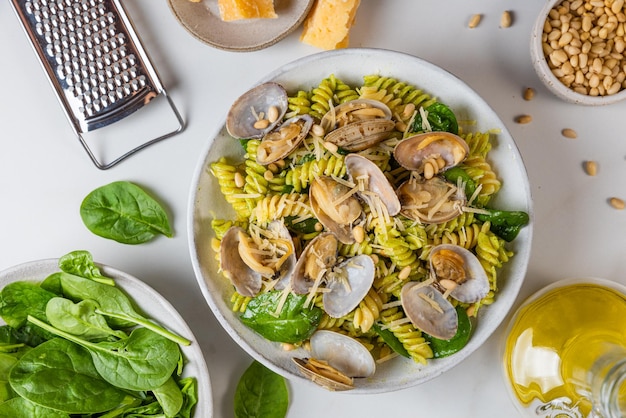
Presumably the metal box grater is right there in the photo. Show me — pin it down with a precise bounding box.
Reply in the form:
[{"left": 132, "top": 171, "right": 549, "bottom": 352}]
[{"left": 9, "top": 0, "right": 184, "bottom": 169}]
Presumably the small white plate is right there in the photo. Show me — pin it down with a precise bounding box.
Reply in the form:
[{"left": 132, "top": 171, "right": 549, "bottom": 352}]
[
  {"left": 167, "top": 0, "right": 314, "bottom": 52},
  {"left": 188, "top": 48, "right": 533, "bottom": 394},
  {"left": 0, "top": 259, "right": 213, "bottom": 417}
]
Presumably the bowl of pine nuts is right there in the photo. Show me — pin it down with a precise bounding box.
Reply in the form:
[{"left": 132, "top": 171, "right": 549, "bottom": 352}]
[{"left": 532, "top": 0, "right": 626, "bottom": 105}]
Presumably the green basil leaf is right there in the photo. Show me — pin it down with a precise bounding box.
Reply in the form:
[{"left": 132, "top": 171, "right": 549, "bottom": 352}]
[
  {"left": 424, "top": 305, "right": 472, "bottom": 358},
  {"left": 9, "top": 338, "right": 129, "bottom": 413},
  {"left": 240, "top": 292, "right": 321, "bottom": 343},
  {"left": 80, "top": 181, "right": 173, "bottom": 244},
  {"left": 234, "top": 361, "right": 288, "bottom": 418}
]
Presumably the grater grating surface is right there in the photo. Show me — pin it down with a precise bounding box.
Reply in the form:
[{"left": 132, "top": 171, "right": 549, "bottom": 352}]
[{"left": 10, "top": 0, "right": 184, "bottom": 169}]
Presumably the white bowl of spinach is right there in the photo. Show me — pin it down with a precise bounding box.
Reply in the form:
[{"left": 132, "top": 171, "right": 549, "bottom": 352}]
[{"left": 0, "top": 251, "right": 212, "bottom": 416}]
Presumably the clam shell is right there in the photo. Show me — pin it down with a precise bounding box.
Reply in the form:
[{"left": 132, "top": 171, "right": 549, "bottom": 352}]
[
  {"left": 291, "top": 233, "right": 338, "bottom": 295},
  {"left": 267, "top": 220, "right": 296, "bottom": 291},
  {"left": 429, "top": 244, "right": 489, "bottom": 304},
  {"left": 323, "top": 255, "right": 375, "bottom": 318},
  {"left": 401, "top": 282, "right": 458, "bottom": 340},
  {"left": 345, "top": 154, "right": 401, "bottom": 216},
  {"left": 256, "top": 115, "right": 314, "bottom": 165},
  {"left": 309, "top": 176, "right": 361, "bottom": 244},
  {"left": 394, "top": 131, "right": 469, "bottom": 174},
  {"left": 396, "top": 176, "right": 465, "bottom": 224},
  {"left": 226, "top": 82, "right": 288, "bottom": 139},
  {"left": 310, "top": 330, "right": 376, "bottom": 378},
  {"left": 322, "top": 99, "right": 395, "bottom": 151},
  {"left": 292, "top": 357, "right": 353, "bottom": 391},
  {"left": 219, "top": 226, "right": 262, "bottom": 297}
]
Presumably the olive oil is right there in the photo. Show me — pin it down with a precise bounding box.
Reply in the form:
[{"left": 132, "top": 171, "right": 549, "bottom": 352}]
[{"left": 503, "top": 280, "right": 626, "bottom": 417}]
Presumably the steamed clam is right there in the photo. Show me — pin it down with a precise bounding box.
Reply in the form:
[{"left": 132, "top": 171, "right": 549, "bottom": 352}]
[
  {"left": 394, "top": 131, "right": 469, "bottom": 179},
  {"left": 226, "top": 82, "right": 288, "bottom": 139},
  {"left": 256, "top": 115, "right": 314, "bottom": 165},
  {"left": 291, "top": 233, "right": 338, "bottom": 295},
  {"left": 429, "top": 244, "right": 489, "bottom": 304},
  {"left": 345, "top": 153, "right": 401, "bottom": 217},
  {"left": 293, "top": 330, "right": 376, "bottom": 391},
  {"left": 396, "top": 176, "right": 466, "bottom": 224},
  {"left": 321, "top": 99, "right": 396, "bottom": 151},
  {"left": 220, "top": 221, "right": 296, "bottom": 297},
  {"left": 323, "top": 255, "right": 375, "bottom": 318},
  {"left": 309, "top": 176, "right": 363, "bottom": 244},
  {"left": 401, "top": 281, "right": 458, "bottom": 340}
]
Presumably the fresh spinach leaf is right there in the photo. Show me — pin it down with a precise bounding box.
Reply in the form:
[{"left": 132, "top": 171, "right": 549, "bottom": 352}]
[
  {"left": 372, "top": 323, "right": 410, "bottom": 358},
  {"left": 45, "top": 298, "right": 127, "bottom": 341},
  {"left": 28, "top": 316, "right": 180, "bottom": 392},
  {"left": 153, "top": 376, "right": 183, "bottom": 417},
  {"left": 442, "top": 166, "right": 477, "bottom": 200},
  {"left": 0, "top": 282, "right": 56, "bottom": 329},
  {"left": 410, "top": 102, "right": 459, "bottom": 135},
  {"left": 283, "top": 216, "right": 319, "bottom": 234},
  {"left": 178, "top": 377, "right": 199, "bottom": 418},
  {"left": 80, "top": 181, "right": 173, "bottom": 244},
  {"left": 240, "top": 292, "right": 321, "bottom": 343},
  {"left": 9, "top": 338, "right": 130, "bottom": 413},
  {"left": 475, "top": 209, "right": 530, "bottom": 242},
  {"left": 0, "top": 397, "right": 70, "bottom": 417},
  {"left": 58, "top": 250, "right": 114, "bottom": 286},
  {"left": 234, "top": 361, "right": 288, "bottom": 418},
  {"left": 56, "top": 271, "right": 190, "bottom": 345}
]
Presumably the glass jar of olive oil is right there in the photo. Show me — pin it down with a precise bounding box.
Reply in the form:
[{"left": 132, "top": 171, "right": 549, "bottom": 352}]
[{"left": 502, "top": 278, "right": 626, "bottom": 418}]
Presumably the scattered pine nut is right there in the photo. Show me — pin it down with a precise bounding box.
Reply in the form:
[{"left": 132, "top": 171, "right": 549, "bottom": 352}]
[
  {"left": 523, "top": 87, "right": 535, "bottom": 101},
  {"left": 515, "top": 114, "right": 532, "bottom": 124},
  {"left": 266, "top": 106, "right": 279, "bottom": 123},
  {"left": 609, "top": 197, "right": 625, "bottom": 210},
  {"left": 253, "top": 119, "right": 270, "bottom": 130},
  {"left": 583, "top": 161, "right": 597, "bottom": 176},
  {"left": 311, "top": 124, "right": 325, "bottom": 137},
  {"left": 263, "top": 170, "right": 274, "bottom": 181},
  {"left": 561, "top": 128, "right": 578, "bottom": 139},
  {"left": 398, "top": 265, "right": 412, "bottom": 280},
  {"left": 468, "top": 14, "right": 482, "bottom": 29},
  {"left": 323, "top": 141, "right": 339, "bottom": 153},
  {"left": 234, "top": 172, "right": 245, "bottom": 188},
  {"left": 352, "top": 225, "right": 365, "bottom": 243},
  {"left": 500, "top": 10, "right": 512, "bottom": 28}
]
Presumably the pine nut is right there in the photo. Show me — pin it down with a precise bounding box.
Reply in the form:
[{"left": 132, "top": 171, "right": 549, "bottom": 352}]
[
  {"left": 311, "top": 124, "right": 325, "bottom": 137},
  {"left": 352, "top": 225, "right": 365, "bottom": 243},
  {"left": 323, "top": 141, "right": 338, "bottom": 153},
  {"left": 253, "top": 119, "right": 270, "bottom": 130},
  {"left": 398, "top": 265, "right": 412, "bottom": 280},
  {"left": 583, "top": 160, "right": 598, "bottom": 176},
  {"left": 561, "top": 128, "right": 578, "bottom": 138},
  {"left": 523, "top": 87, "right": 536, "bottom": 100},
  {"left": 266, "top": 106, "right": 279, "bottom": 123},
  {"left": 501, "top": 10, "right": 512, "bottom": 28},
  {"left": 439, "top": 279, "right": 458, "bottom": 291},
  {"left": 263, "top": 170, "right": 274, "bottom": 181},
  {"left": 234, "top": 172, "right": 245, "bottom": 188},
  {"left": 609, "top": 197, "right": 625, "bottom": 209},
  {"left": 468, "top": 14, "right": 482, "bottom": 29},
  {"left": 515, "top": 114, "right": 532, "bottom": 124}
]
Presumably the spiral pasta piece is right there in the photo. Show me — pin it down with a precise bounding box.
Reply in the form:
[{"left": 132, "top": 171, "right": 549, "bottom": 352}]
[
  {"left": 210, "top": 158, "right": 253, "bottom": 219},
  {"left": 252, "top": 192, "right": 313, "bottom": 224},
  {"left": 309, "top": 74, "right": 360, "bottom": 119},
  {"left": 352, "top": 288, "right": 385, "bottom": 333},
  {"left": 286, "top": 90, "right": 313, "bottom": 118},
  {"left": 362, "top": 75, "right": 438, "bottom": 114},
  {"left": 284, "top": 154, "right": 346, "bottom": 192},
  {"left": 380, "top": 307, "right": 433, "bottom": 364}
]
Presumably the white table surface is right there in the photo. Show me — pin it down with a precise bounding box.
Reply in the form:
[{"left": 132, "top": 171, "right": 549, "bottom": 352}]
[{"left": 3, "top": 0, "right": 626, "bottom": 417}]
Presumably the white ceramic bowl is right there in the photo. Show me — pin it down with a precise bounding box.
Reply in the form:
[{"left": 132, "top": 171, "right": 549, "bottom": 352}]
[
  {"left": 0, "top": 259, "right": 213, "bottom": 416},
  {"left": 531, "top": 0, "right": 626, "bottom": 105},
  {"left": 188, "top": 48, "right": 533, "bottom": 394}
]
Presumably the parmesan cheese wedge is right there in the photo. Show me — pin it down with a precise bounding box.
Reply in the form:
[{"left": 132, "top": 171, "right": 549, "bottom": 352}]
[
  {"left": 300, "top": 0, "right": 361, "bottom": 50},
  {"left": 217, "top": 0, "right": 277, "bottom": 22}
]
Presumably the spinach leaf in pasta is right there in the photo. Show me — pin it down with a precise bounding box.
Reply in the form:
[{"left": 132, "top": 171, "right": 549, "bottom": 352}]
[{"left": 410, "top": 102, "right": 458, "bottom": 135}]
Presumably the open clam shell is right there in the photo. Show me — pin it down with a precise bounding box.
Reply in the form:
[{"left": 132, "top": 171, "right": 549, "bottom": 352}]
[
  {"left": 396, "top": 176, "right": 465, "bottom": 224},
  {"left": 309, "top": 176, "right": 362, "bottom": 244},
  {"left": 267, "top": 220, "right": 297, "bottom": 291},
  {"left": 345, "top": 153, "right": 401, "bottom": 217},
  {"left": 401, "top": 281, "right": 458, "bottom": 340},
  {"left": 219, "top": 226, "right": 262, "bottom": 297},
  {"left": 323, "top": 255, "right": 375, "bottom": 318},
  {"left": 394, "top": 131, "right": 469, "bottom": 178},
  {"left": 321, "top": 99, "right": 396, "bottom": 151},
  {"left": 256, "top": 115, "right": 314, "bottom": 165},
  {"left": 292, "top": 357, "right": 354, "bottom": 391},
  {"left": 291, "top": 233, "right": 338, "bottom": 295},
  {"left": 310, "top": 330, "right": 376, "bottom": 378},
  {"left": 429, "top": 244, "right": 489, "bottom": 304},
  {"left": 226, "top": 82, "right": 288, "bottom": 139}
]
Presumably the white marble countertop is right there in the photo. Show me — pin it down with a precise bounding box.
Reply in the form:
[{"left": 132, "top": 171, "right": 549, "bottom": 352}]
[{"left": 3, "top": 0, "right": 626, "bottom": 416}]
